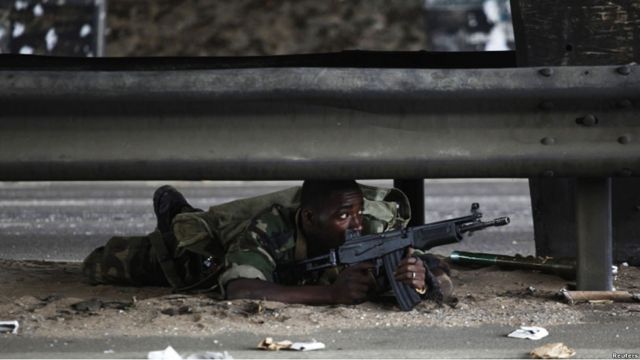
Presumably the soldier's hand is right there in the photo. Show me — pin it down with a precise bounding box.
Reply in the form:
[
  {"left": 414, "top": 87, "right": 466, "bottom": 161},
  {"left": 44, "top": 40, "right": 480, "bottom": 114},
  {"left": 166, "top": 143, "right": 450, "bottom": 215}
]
[
  {"left": 394, "top": 247, "right": 426, "bottom": 290},
  {"left": 330, "top": 262, "right": 376, "bottom": 304}
]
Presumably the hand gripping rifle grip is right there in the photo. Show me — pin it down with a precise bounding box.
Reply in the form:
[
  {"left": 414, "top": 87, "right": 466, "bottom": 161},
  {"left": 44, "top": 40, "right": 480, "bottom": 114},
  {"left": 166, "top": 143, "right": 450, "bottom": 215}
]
[{"left": 383, "top": 249, "right": 422, "bottom": 311}]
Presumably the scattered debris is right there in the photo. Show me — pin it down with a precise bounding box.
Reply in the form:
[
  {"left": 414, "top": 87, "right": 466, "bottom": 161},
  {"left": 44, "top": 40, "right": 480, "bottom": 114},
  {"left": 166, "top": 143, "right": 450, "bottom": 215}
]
[
  {"left": 499, "top": 286, "right": 541, "bottom": 298},
  {"left": 39, "top": 294, "right": 62, "bottom": 303},
  {"left": 258, "top": 337, "right": 292, "bottom": 351},
  {"left": 290, "top": 340, "right": 326, "bottom": 351},
  {"left": 148, "top": 346, "right": 182, "bottom": 360},
  {"left": 257, "top": 337, "right": 325, "bottom": 351},
  {"left": 444, "top": 296, "right": 459, "bottom": 308},
  {"left": 530, "top": 342, "right": 576, "bottom": 359},
  {"left": 14, "top": 296, "right": 50, "bottom": 312},
  {"left": 186, "top": 351, "right": 233, "bottom": 359},
  {"left": 161, "top": 306, "right": 193, "bottom": 316},
  {"left": 102, "top": 300, "right": 134, "bottom": 310},
  {"left": 241, "top": 301, "right": 263, "bottom": 316},
  {"left": 560, "top": 289, "right": 640, "bottom": 305},
  {"left": 507, "top": 326, "right": 549, "bottom": 340},
  {"left": 71, "top": 299, "right": 102, "bottom": 313},
  {"left": 0, "top": 320, "right": 19, "bottom": 334},
  {"left": 71, "top": 298, "right": 134, "bottom": 313},
  {"left": 3, "top": 258, "right": 635, "bottom": 344},
  {"left": 587, "top": 300, "right": 614, "bottom": 305},
  {"left": 148, "top": 346, "right": 233, "bottom": 360}
]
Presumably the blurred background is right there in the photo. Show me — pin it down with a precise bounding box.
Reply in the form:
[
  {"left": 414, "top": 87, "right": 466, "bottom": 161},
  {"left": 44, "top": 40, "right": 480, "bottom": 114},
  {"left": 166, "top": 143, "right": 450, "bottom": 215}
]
[{"left": 0, "top": 0, "right": 514, "bottom": 56}]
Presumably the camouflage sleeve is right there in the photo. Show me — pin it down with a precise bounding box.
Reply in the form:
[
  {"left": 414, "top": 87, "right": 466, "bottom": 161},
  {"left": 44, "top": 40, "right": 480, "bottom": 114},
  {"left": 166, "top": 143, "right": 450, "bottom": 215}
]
[{"left": 218, "top": 205, "right": 295, "bottom": 292}]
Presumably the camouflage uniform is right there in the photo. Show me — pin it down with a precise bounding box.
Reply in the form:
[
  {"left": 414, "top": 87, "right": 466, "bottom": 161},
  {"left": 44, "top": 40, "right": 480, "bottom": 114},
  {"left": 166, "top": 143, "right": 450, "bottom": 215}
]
[{"left": 82, "top": 184, "right": 411, "bottom": 294}]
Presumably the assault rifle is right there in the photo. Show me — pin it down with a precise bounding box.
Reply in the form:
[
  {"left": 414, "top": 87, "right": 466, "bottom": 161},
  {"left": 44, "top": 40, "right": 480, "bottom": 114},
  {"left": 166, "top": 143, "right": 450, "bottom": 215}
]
[{"left": 292, "top": 203, "right": 509, "bottom": 311}]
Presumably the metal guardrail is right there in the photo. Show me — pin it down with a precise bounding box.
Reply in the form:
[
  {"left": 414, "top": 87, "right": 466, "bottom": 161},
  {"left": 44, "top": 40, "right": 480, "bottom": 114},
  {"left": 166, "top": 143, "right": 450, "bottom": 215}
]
[{"left": 0, "top": 64, "right": 638, "bottom": 180}]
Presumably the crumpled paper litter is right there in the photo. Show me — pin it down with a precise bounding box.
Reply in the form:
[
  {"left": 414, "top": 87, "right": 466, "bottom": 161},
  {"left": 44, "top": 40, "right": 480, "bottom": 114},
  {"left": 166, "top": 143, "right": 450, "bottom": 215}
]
[
  {"left": 258, "top": 337, "right": 325, "bottom": 351},
  {"left": 530, "top": 342, "right": 576, "bottom": 359}
]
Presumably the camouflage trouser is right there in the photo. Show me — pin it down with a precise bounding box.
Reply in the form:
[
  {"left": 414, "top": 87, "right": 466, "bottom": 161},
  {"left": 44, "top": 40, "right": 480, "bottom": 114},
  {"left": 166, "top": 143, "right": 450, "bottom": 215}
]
[
  {"left": 82, "top": 231, "right": 168, "bottom": 286},
  {"left": 82, "top": 227, "right": 217, "bottom": 290},
  {"left": 82, "top": 184, "right": 411, "bottom": 291}
]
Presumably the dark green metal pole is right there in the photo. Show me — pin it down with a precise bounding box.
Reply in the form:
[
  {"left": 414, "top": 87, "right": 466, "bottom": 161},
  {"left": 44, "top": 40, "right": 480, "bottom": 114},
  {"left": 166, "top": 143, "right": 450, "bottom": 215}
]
[
  {"left": 449, "top": 250, "right": 576, "bottom": 279},
  {"left": 575, "top": 178, "right": 613, "bottom": 290}
]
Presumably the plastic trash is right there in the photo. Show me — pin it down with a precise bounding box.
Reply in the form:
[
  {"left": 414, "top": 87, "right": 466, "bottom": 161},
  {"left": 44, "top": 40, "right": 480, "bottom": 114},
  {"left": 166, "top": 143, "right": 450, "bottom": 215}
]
[
  {"left": 507, "top": 326, "right": 549, "bottom": 340},
  {"left": 0, "top": 321, "right": 19, "bottom": 335},
  {"left": 186, "top": 351, "right": 233, "bottom": 359},
  {"left": 148, "top": 346, "right": 233, "bottom": 360},
  {"left": 148, "top": 346, "right": 183, "bottom": 360},
  {"left": 290, "top": 340, "right": 326, "bottom": 351}
]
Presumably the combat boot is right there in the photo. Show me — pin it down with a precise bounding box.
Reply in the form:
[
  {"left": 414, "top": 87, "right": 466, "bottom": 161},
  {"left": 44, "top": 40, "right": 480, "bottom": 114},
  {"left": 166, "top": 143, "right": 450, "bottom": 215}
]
[{"left": 153, "top": 185, "right": 198, "bottom": 234}]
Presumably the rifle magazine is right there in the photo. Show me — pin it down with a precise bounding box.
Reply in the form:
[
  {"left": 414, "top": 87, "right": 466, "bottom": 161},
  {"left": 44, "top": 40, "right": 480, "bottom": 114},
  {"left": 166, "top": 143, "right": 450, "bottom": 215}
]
[{"left": 383, "top": 249, "right": 422, "bottom": 311}]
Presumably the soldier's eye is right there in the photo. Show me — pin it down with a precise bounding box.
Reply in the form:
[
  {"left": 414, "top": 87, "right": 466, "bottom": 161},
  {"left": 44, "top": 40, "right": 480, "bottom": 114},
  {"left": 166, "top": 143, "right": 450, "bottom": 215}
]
[
  {"left": 357, "top": 210, "right": 364, "bottom": 215},
  {"left": 338, "top": 213, "right": 349, "bottom": 220}
]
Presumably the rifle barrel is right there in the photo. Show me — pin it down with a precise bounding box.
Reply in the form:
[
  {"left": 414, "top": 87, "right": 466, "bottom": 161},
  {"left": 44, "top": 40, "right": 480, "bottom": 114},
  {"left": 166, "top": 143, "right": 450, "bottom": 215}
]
[{"left": 459, "top": 217, "right": 510, "bottom": 233}]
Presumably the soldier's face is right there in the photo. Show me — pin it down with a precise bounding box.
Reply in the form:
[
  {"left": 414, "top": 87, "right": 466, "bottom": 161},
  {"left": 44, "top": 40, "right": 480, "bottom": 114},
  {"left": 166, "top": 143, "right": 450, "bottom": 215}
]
[{"left": 304, "top": 190, "right": 364, "bottom": 255}]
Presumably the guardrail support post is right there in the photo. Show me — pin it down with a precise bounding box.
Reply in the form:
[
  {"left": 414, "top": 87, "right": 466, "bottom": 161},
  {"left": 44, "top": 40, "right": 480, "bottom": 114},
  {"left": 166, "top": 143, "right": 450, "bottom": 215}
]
[
  {"left": 575, "top": 177, "right": 613, "bottom": 290},
  {"left": 393, "top": 179, "right": 425, "bottom": 226}
]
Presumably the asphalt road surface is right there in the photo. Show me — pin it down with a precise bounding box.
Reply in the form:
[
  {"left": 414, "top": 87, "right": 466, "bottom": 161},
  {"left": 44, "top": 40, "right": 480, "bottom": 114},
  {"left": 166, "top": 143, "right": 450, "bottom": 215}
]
[
  {"left": 3, "top": 181, "right": 640, "bottom": 359},
  {"left": 3, "top": 321, "right": 640, "bottom": 359},
  {"left": 0, "top": 179, "right": 534, "bottom": 261}
]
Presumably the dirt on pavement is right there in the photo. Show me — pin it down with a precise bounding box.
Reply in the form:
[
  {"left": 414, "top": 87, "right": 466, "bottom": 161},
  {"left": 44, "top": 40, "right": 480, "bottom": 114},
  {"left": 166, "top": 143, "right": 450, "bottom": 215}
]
[{"left": 1, "top": 258, "right": 639, "bottom": 340}]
